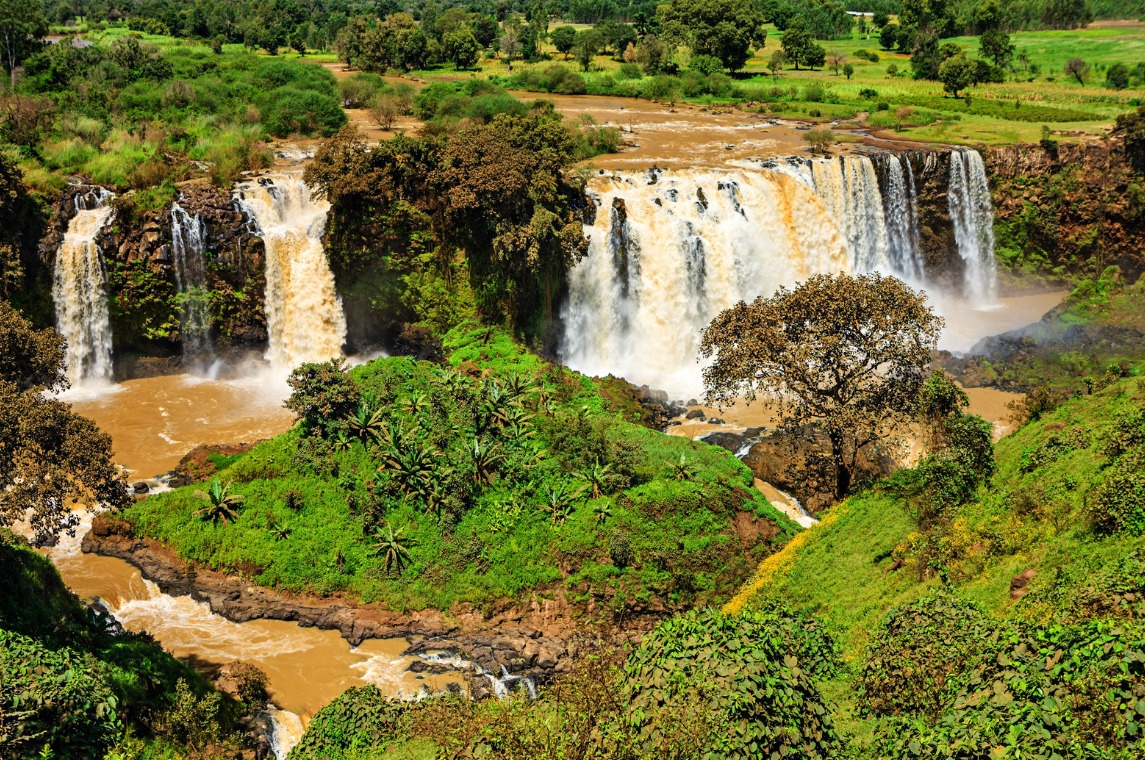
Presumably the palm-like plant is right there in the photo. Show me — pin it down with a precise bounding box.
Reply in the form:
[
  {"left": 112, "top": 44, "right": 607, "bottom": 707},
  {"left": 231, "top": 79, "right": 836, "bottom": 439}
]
[
  {"left": 503, "top": 372, "right": 537, "bottom": 402},
  {"left": 468, "top": 437, "right": 505, "bottom": 485},
  {"left": 478, "top": 382, "right": 514, "bottom": 433},
  {"left": 576, "top": 459, "right": 614, "bottom": 499},
  {"left": 402, "top": 390, "right": 431, "bottom": 416},
  {"left": 380, "top": 438, "right": 436, "bottom": 499},
  {"left": 540, "top": 482, "right": 585, "bottom": 525},
  {"left": 269, "top": 522, "right": 292, "bottom": 541},
  {"left": 502, "top": 405, "right": 535, "bottom": 441},
  {"left": 669, "top": 453, "right": 697, "bottom": 482},
  {"left": 369, "top": 521, "right": 416, "bottom": 574},
  {"left": 332, "top": 430, "right": 354, "bottom": 452},
  {"left": 591, "top": 500, "right": 613, "bottom": 524},
  {"left": 346, "top": 402, "right": 386, "bottom": 445},
  {"left": 193, "top": 477, "right": 245, "bottom": 524}
]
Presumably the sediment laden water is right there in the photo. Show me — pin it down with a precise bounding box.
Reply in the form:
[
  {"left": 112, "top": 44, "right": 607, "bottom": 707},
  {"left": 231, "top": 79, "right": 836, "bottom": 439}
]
[
  {"left": 52, "top": 188, "right": 116, "bottom": 386},
  {"left": 949, "top": 149, "right": 999, "bottom": 305},
  {"left": 170, "top": 203, "right": 214, "bottom": 360},
  {"left": 560, "top": 151, "right": 999, "bottom": 395},
  {"left": 234, "top": 175, "right": 346, "bottom": 370}
]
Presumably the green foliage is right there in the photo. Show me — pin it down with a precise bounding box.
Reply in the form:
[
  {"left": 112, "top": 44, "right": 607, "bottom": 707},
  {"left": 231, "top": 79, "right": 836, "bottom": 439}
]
[
  {"left": 622, "top": 607, "right": 840, "bottom": 758},
  {"left": 1089, "top": 448, "right": 1145, "bottom": 535},
  {"left": 122, "top": 327, "right": 797, "bottom": 614},
  {"left": 286, "top": 358, "right": 361, "bottom": 438},
  {"left": 289, "top": 685, "right": 410, "bottom": 759}
]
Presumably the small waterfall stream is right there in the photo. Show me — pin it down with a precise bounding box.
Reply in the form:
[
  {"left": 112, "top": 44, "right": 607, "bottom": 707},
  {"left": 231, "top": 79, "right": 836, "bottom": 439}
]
[
  {"left": 52, "top": 188, "right": 116, "bottom": 387},
  {"left": 878, "top": 154, "right": 924, "bottom": 281},
  {"left": 234, "top": 175, "right": 346, "bottom": 370},
  {"left": 948, "top": 149, "right": 999, "bottom": 305},
  {"left": 170, "top": 203, "right": 214, "bottom": 361}
]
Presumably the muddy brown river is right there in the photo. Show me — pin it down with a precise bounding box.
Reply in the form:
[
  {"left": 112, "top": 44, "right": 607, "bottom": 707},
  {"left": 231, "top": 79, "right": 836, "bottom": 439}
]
[{"left": 47, "top": 369, "right": 460, "bottom": 755}]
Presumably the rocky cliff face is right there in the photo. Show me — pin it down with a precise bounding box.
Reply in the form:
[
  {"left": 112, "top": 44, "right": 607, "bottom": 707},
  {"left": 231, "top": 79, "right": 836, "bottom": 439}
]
[
  {"left": 984, "top": 139, "right": 1144, "bottom": 286},
  {"left": 903, "top": 150, "right": 962, "bottom": 291},
  {"left": 38, "top": 182, "right": 268, "bottom": 371}
]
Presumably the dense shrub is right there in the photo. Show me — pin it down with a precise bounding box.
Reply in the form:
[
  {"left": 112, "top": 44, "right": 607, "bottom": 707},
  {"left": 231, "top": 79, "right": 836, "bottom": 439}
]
[
  {"left": 289, "top": 685, "right": 410, "bottom": 759},
  {"left": 1089, "top": 448, "right": 1145, "bottom": 535},
  {"left": 622, "top": 608, "right": 839, "bottom": 758}
]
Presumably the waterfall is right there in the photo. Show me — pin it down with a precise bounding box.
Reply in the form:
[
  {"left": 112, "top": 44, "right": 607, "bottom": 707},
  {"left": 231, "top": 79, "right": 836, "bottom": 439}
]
[
  {"left": 562, "top": 164, "right": 864, "bottom": 395},
  {"left": 170, "top": 203, "right": 213, "bottom": 360},
  {"left": 878, "top": 154, "right": 924, "bottom": 282},
  {"left": 234, "top": 175, "right": 346, "bottom": 370},
  {"left": 798, "top": 156, "right": 892, "bottom": 273},
  {"left": 52, "top": 188, "right": 116, "bottom": 387},
  {"left": 560, "top": 151, "right": 998, "bottom": 395},
  {"left": 948, "top": 149, "right": 998, "bottom": 305}
]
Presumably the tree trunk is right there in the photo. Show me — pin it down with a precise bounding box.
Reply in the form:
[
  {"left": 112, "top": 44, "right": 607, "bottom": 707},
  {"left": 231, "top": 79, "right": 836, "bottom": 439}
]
[{"left": 830, "top": 434, "right": 851, "bottom": 501}]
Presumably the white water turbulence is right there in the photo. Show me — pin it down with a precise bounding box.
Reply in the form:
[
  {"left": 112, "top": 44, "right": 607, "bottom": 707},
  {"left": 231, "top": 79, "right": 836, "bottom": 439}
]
[
  {"left": 170, "top": 203, "right": 214, "bottom": 360},
  {"left": 948, "top": 149, "right": 998, "bottom": 305},
  {"left": 234, "top": 175, "right": 346, "bottom": 369},
  {"left": 561, "top": 151, "right": 999, "bottom": 396},
  {"left": 562, "top": 168, "right": 850, "bottom": 394},
  {"left": 53, "top": 188, "right": 116, "bottom": 387}
]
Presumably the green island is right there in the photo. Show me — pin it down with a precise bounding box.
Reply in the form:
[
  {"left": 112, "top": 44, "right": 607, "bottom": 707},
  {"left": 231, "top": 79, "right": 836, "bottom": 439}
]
[{"left": 1, "top": 0, "right": 1145, "bottom": 756}]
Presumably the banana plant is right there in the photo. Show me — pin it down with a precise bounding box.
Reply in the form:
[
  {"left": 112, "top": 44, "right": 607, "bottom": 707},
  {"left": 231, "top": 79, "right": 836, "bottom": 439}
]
[
  {"left": 346, "top": 401, "right": 386, "bottom": 445},
  {"left": 192, "top": 477, "right": 244, "bottom": 524},
  {"left": 576, "top": 459, "right": 614, "bottom": 499},
  {"left": 468, "top": 437, "right": 505, "bottom": 486},
  {"left": 369, "top": 521, "right": 416, "bottom": 574}
]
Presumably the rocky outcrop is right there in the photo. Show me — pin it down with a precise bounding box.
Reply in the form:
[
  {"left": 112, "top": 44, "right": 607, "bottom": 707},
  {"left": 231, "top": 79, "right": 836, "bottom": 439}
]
[
  {"left": 905, "top": 150, "right": 962, "bottom": 291},
  {"left": 37, "top": 181, "right": 267, "bottom": 373},
  {"left": 742, "top": 430, "right": 897, "bottom": 515},
  {"left": 83, "top": 515, "right": 582, "bottom": 685},
  {"left": 985, "top": 139, "right": 1144, "bottom": 285}
]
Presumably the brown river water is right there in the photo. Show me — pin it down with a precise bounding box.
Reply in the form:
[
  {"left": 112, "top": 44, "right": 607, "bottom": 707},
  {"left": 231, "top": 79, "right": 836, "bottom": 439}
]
[{"left": 47, "top": 369, "right": 462, "bottom": 753}]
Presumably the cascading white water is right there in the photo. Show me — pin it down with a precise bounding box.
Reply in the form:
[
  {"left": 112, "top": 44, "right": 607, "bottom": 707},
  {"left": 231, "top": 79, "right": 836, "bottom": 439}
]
[
  {"left": 562, "top": 164, "right": 851, "bottom": 395},
  {"left": 561, "top": 151, "right": 999, "bottom": 395},
  {"left": 879, "top": 154, "right": 925, "bottom": 282},
  {"left": 792, "top": 155, "right": 892, "bottom": 273},
  {"left": 170, "top": 203, "right": 213, "bottom": 359},
  {"left": 948, "top": 149, "right": 998, "bottom": 305},
  {"left": 53, "top": 188, "right": 116, "bottom": 386},
  {"left": 234, "top": 175, "right": 346, "bottom": 370}
]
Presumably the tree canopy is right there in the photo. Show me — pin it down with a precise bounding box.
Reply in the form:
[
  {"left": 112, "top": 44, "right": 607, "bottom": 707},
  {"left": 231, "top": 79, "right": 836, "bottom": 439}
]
[
  {"left": 658, "top": 0, "right": 766, "bottom": 73},
  {"left": 0, "top": 302, "right": 129, "bottom": 544},
  {"left": 699, "top": 273, "right": 943, "bottom": 499}
]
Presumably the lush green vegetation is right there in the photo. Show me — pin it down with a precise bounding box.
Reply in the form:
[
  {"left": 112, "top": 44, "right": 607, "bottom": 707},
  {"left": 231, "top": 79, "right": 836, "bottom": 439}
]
[
  {"left": 289, "top": 605, "right": 841, "bottom": 759},
  {"left": 0, "top": 531, "right": 253, "bottom": 758},
  {"left": 121, "top": 325, "right": 796, "bottom": 613},
  {"left": 725, "top": 374, "right": 1145, "bottom": 755},
  {"left": 5, "top": 28, "right": 345, "bottom": 191}
]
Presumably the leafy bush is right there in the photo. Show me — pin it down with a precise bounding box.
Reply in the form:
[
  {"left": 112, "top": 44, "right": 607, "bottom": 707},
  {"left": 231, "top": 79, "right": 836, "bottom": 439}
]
[
  {"left": 1089, "top": 448, "right": 1145, "bottom": 535},
  {"left": 622, "top": 608, "right": 839, "bottom": 758},
  {"left": 289, "top": 685, "right": 409, "bottom": 759},
  {"left": 286, "top": 358, "right": 360, "bottom": 438}
]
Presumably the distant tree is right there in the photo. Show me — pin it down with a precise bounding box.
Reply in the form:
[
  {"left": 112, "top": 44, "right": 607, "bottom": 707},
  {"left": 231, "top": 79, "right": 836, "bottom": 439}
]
[
  {"left": 471, "top": 16, "right": 499, "bottom": 47},
  {"left": 879, "top": 23, "right": 899, "bottom": 51},
  {"left": 1041, "top": 0, "right": 1093, "bottom": 30},
  {"left": 827, "top": 49, "right": 846, "bottom": 75},
  {"left": 939, "top": 53, "right": 977, "bottom": 98},
  {"left": 370, "top": 93, "right": 401, "bottom": 129},
  {"left": 781, "top": 17, "right": 813, "bottom": 70},
  {"left": 768, "top": 49, "right": 786, "bottom": 76},
  {"left": 979, "top": 28, "right": 1014, "bottom": 69},
  {"left": 873, "top": 10, "right": 890, "bottom": 27},
  {"left": 0, "top": 302, "right": 129, "bottom": 545},
  {"left": 1106, "top": 62, "right": 1130, "bottom": 90},
  {"left": 550, "top": 25, "right": 577, "bottom": 58},
  {"left": 911, "top": 31, "right": 942, "bottom": 80},
  {"left": 843, "top": 62, "right": 854, "bottom": 79},
  {"left": 1064, "top": 56, "right": 1089, "bottom": 84},
  {"left": 622, "top": 41, "right": 637, "bottom": 63},
  {"left": 443, "top": 26, "right": 479, "bottom": 69},
  {"left": 659, "top": 0, "right": 765, "bottom": 73},
  {"left": 572, "top": 28, "right": 603, "bottom": 72},
  {"left": 211, "top": 35, "right": 225, "bottom": 54},
  {"left": 500, "top": 28, "right": 521, "bottom": 71},
  {"left": 0, "top": 0, "right": 47, "bottom": 82},
  {"left": 894, "top": 105, "right": 915, "bottom": 129},
  {"left": 700, "top": 273, "right": 942, "bottom": 500},
  {"left": 635, "top": 34, "right": 667, "bottom": 73},
  {"left": 805, "top": 42, "right": 827, "bottom": 70}
]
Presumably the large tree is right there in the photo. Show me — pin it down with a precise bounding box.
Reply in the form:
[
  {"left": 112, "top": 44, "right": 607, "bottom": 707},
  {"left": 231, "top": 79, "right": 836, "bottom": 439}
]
[
  {"left": 658, "top": 0, "right": 765, "bottom": 73},
  {"left": 699, "top": 273, "right": 943, "bottom": 499},
  {"left": 0, "top": 0, "right": 46, "bottom": 82},
  {"left": 0, "top": 302, "right": 129, "bottom": 545}
]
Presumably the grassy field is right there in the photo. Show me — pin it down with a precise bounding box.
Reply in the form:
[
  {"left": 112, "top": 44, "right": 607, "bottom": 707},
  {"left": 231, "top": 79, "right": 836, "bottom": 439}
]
[{"left": 410, "top": 21, "right": 1145, "bottom": 147}]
